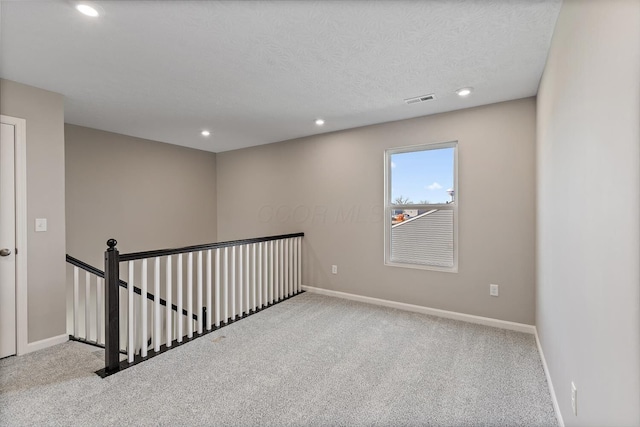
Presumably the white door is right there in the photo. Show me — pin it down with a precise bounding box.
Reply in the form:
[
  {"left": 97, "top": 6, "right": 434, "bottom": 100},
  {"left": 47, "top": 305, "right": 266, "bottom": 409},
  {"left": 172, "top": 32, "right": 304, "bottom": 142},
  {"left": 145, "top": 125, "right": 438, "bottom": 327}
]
[{"left": 0, "top": 122, "right": 16, "bottom": 358}]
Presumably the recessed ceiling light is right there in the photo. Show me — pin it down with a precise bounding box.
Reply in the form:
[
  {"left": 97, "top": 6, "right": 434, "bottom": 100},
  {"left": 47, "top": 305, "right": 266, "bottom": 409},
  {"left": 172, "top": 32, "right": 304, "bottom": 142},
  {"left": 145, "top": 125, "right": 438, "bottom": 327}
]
[
  {"left": 76, "top": 4, "right": 100, "bottom": 17},
  {"left": 315, "top": 119, "right": 325, "bottom": 126},
  {"left": 456, "top": 87, "right": 473, "bottom": 97},
  {"left": 201, "top": 130, "right": 211, "bottom": 137}
]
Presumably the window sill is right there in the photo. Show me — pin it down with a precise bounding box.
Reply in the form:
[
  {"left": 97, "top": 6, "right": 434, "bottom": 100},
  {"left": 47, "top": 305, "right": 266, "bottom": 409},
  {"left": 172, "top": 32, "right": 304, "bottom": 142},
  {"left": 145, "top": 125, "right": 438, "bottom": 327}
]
[{"left": 384, "top": 260, "right": 458, "bottom": 273}]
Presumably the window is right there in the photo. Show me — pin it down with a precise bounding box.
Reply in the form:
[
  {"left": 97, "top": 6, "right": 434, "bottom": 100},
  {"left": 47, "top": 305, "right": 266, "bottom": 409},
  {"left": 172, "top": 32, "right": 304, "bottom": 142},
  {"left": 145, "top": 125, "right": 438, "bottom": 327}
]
[{"left": 384, "top": 141, "right": 457, "bottom": 272}]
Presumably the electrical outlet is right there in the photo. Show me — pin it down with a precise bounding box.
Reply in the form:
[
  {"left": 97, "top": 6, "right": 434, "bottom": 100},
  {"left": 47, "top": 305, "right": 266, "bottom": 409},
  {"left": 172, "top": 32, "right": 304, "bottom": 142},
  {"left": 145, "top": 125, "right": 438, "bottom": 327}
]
[
  {"left": 489, "top": 284, "right": 499, "bottom": 297},
  {"left": 571, "top": 382, "right": 577, "bottom": 416},
  {"left": 331, "top": 265, "right": 338, "bottom": 274}
]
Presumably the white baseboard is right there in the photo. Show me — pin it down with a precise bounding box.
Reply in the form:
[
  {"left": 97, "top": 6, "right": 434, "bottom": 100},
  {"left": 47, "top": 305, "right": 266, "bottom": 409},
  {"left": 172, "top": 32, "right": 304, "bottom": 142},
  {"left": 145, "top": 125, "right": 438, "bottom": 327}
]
[
  {"left": 23, "top": 334, "right": 69, "bottom": 355},
  {"left": 301, "top": 285, "right": 536, "bottom": 334},
  {"left": 535, "top": 329, "right": 564, "bottom": 427}
]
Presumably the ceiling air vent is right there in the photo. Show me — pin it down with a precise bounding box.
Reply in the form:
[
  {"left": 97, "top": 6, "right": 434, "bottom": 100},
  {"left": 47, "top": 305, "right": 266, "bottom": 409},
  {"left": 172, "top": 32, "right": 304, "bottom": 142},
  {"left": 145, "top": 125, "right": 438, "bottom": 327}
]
[{"left": 404, "top": 94, "right": 437, "bottom": 105}]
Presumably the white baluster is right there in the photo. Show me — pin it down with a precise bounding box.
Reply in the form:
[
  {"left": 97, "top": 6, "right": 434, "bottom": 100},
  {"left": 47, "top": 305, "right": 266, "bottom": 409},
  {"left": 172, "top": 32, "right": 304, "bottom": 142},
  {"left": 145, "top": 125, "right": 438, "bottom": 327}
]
[
  {"left": 263, "top": 242, "right": 268, "bottom": 306},
  {"left": 206, "top": 249, "right": 212, "bottom": 331},
  {"left": 84, "top": 272, "right": 91, "bottom": 340},
  {"left": 293, "top": 238, "right": 297, "bottom": 294},
  {"left": 276, "top": 240, "right": 284, "bottom": 301},
  {"left": 141, "top": 259, "right": 148, "bottom": 357},
  {"left": 97, "top": 277, "right": 103, "bottom": 344},
  {"left": 298, "top": 237, "right": 302, "bottom": 292},
  {"left": 224, "top": 247, "right": 229, "bottom": 323},
  {"left": 166, "top": 255, "right": 172, "bottom": 348},
  {"left": 280, "top": 239, "right": 285, "bottom": 300},
  {"left": 270, "top": 240, "right": 275, "bottom": 304},
  {"left": 128, "top": 261, "right": 134, "bottom": 363},
  {"left": 177, "top": 254, "right": 183, "bottom": 343},
  {"left": 231, "top": 246, "right": 236, "bottom": 320},
  {"left": 252, "top": 243, "right": 256, "bottom": 312},
  {"left": 133, "top": 291, "right": 138, "bottom": 354},
  {"left": 238, "top": 244, "right": 243, "bottom": 316},
  {"left": 283, "top": 240, "right": 288, "bottom": 298},
  {"left": 273, "top": 242, "right": 277, "bottom": 301},
  {"left": 215, "top": 248, "right": 221, "bottom": 327},
  {"left": 197, "top": 251, "right": 203, "bottom": 334},
  {"left": 290, "top": 239, "right": 294, "bottom": 296},
  {"left": 257, "top": 243, "right": 263, "bottom": 309},
  {"left": 154, "top": 257, "right": 160, "bottom": 352},
  {"left": 187, "top": 252, "right": 193, "bottom": 338},
  {"left": 275, "top": 241, "right": 279, "bottom": 301},
  {"left": 284, "top": 239, "right": 288, "bottom": 297},
  {"left": 245, "top": 245, "right": 250, "bottom": 313},
  {"left": 73, "top": 266, "right": 79, "bottom": 338},
  {"left": 282, "top": 239, "right": 291, "bottom": 298},
  {"left": 292, "top": 239, "right": 296, "bottom": 295},
  {"left": 289, "top": 239, "right": 294, "bottom": 296},
  {"left": 279, "top": 240, "right": 284, "bottom": 300}
]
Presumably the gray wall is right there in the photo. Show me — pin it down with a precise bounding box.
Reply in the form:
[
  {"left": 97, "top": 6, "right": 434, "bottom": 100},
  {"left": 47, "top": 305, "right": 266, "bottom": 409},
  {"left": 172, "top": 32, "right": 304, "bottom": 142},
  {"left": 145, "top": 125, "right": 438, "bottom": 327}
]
[
  {"left": 536, "top": 0, "right": 640, "bottom": 425},
  {"left": 65, "top": 124, "right": 217, "bottom": 269},
  {"left": 65, "top": 124, "right": 217, "bottom": 342},
  {"left": 217, "top": 98, "right": 536, "bottom": 324},
  {"left": 0, "top": 79, "right": 67, "bottom": 343}
]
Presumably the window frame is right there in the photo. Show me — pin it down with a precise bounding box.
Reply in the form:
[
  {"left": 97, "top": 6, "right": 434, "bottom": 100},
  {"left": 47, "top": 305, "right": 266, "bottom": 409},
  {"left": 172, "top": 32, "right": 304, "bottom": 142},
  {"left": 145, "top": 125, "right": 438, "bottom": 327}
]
[{"left": 383, "top": 140, "right": 458, "bottom": 273}]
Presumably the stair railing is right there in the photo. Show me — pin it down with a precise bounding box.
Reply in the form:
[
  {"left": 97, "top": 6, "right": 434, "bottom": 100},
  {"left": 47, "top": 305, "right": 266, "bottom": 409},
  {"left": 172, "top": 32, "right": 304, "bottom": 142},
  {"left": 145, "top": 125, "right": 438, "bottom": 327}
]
[
  {"left": 101, "top": 232, "right": 303, "bottom": 377},
  {"left": 66, "top": 254, "right": 196, "bottom": 354}
]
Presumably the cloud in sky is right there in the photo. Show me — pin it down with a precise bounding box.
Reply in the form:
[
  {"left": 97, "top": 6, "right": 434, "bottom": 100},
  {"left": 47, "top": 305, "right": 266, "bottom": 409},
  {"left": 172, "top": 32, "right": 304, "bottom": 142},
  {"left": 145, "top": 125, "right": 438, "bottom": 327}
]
[
  {"left": 391, "top": 162, "right": 396, "bottom": 168},
  {"left": 427, "top": 182, "right": 442, "bottom": 190}
]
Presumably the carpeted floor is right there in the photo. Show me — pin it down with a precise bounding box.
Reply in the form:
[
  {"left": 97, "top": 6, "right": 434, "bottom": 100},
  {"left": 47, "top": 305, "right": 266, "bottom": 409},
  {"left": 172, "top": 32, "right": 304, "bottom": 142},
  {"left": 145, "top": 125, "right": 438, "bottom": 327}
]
[{"left": 0, "top": 293, "right": 557, "bottom": 426}]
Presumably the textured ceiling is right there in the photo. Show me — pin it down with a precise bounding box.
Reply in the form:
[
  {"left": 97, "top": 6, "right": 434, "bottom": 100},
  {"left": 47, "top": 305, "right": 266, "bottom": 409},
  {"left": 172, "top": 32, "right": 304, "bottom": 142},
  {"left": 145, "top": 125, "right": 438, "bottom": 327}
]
[{"left": 0, "top": 1, "right": 561, "bottom": 153}]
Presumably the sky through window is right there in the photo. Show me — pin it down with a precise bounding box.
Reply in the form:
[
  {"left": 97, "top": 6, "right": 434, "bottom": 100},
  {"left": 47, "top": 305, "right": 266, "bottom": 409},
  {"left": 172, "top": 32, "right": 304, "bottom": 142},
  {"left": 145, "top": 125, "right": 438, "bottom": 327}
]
[{"left": 391, "top": 147, "right": 454, "bottom": 204}]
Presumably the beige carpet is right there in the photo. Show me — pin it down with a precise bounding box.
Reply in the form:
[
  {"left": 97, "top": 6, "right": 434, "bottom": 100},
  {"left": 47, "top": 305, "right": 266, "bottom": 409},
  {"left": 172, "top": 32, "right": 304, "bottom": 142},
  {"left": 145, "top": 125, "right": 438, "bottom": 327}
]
[{"left": 0, "top": 293, "right": 557, "bottom": 426}]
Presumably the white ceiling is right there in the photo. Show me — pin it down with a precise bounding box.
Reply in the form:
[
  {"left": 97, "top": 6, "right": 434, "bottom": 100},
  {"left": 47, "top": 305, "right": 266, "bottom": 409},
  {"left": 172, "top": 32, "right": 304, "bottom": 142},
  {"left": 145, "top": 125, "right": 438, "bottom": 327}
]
[{"left": 0, "top": 0, "right": 561, "bottom": 153}]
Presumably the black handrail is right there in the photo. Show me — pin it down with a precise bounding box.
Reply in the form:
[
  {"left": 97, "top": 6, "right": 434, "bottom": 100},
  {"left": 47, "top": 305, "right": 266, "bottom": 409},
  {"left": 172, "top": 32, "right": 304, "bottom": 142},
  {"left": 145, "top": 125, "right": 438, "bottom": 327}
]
[
  {"left": 66, "top": 254, "right": 196, "bottom": 321},
  {"left": 119, "top": 232, "right": 304, "bottom": 262},
  {"left": 66, "top": 254, "right": 105, "bottom": 278}
]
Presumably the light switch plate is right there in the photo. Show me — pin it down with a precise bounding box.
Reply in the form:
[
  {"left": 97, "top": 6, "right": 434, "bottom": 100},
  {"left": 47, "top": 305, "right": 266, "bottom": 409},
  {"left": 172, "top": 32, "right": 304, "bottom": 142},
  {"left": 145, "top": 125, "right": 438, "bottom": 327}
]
[{"left": 35, "top": 218, "right": 47, "bottom": 232}]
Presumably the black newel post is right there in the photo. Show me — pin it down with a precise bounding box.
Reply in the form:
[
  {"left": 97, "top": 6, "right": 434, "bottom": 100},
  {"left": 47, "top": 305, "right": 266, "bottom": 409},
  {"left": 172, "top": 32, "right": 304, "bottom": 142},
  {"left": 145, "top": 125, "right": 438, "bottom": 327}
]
[{"left": 105, "top": 238, "right": 120, "bottom": 373}]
